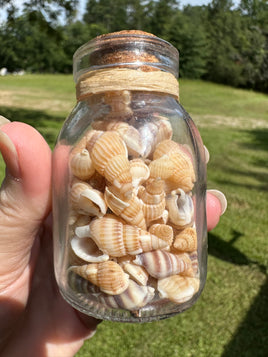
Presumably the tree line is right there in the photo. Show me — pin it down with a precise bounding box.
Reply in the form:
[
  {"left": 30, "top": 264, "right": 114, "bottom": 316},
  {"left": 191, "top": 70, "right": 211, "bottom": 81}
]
[{"left": 0, "top": 0, "right": 267, "bottom": 92}]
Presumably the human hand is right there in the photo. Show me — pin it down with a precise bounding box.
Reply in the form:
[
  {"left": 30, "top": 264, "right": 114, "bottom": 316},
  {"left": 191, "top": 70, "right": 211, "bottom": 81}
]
[{"left": 0, "top": 118, "right": 226, "bottom": 357}]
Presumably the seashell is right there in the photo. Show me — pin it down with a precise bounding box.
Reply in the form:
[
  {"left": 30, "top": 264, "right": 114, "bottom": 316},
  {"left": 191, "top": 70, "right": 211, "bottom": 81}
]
[
  {"left": 70, "top": 180, "right": 107, "bottom": 217},
  {"left": 138, "top": 179, "right": 166, "bottom": 223},
  {"left": 153, "top": 139, "right": 183, "bottom": 160},
  {"left": 149, "top": 155, "right": 174, "bottom": 180},
  {"left": 71, "top": 135, "right": 87, "bottom": 155},
  {"left": 70, "top": 148, "right": 95, "bottom": 180},
  {"left": 70, "top": 261, "right": 129, "bottom": 295},
  {"left": 99, "top": 279, "right": 155, "bottom": 311},
  {"left": 106, "top": 121, "right": 143, "bottom": 157},
  {"left": 153, "top": 117, "right": 173, "bottom": 145},
  {"left": 118, "top": 258, "right": 149, "bottom": 286},
  {"left": 139, "top": 122, "right": 158, "bottom": 158},
  {"left": 180, "top": 251, "right": 199, "bottom": 278},
  {"left": 88, "top": 171, "right": 106, "bottom": 192},
  {"left": 166, "top": 189, "right": 194, "bottom": 229},
  {"left": 134, "top": 250, "right": 191, "bottom": 279},
  {"left": 85, "top": 130, "right": 104, "bottom": 153},
  {"left": 71, "top": 236, "right": 109, "bottom": 263},
  {"left": 173, "top": 227, "right": 197, "bottom": 252},
  {"left": 129, "top": 158, "right": 150, "bottom": 188},
  {"left": 104, "top": 90, "right": 133, "bottom": 120},
  {"left": 104, "top": 187, "right": 146, "bottom": 230},
  {"left": 68, "top": 270, "right": 101, "bottom": 295},
  {"left": 157, "top": 275, "right": 200, "bottom": 304},
  {"left": 148, "top": 224, "right": 174, "bottom": 246},
  {"left": 149, "top": 209, "right": 169, "bottom": 225},
  {"left": 75, "top": 215, "right": 169, "bottom": 257}
]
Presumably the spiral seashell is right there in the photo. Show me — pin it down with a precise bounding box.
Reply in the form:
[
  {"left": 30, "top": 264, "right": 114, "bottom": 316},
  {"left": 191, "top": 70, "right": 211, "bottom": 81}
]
[
  {"left": 129, "top": 158, "right": 150, "bottom": 188},
  {"left": 104, "top": 187, "right": 146, "bottom": 230},
  {"left": 75, "top": 215, "right": 169, "bottom": 257},
  {"left": 138, "top": 179, "right": 166, "bottom": 223},
  {"left": 153, "top": 116, "right": 173, "bottom": 146},
  {"left": 71, "top": 236, "right": 109, "bottom": 263},
  {"left": 70, "top": 149, "right": 95, "bottom": 180},
  {"left": 71, "top": 135, "right": 87, "bottom": 155},
  {"left": 70, "top": 261, "right": 129, "bottom": 295},
  {"left": 180, "top": 251, "right": 199, "bottom": 278},
  {"left": 118, "top": 257, "right": 149, "bottom": 286},
  {"left": 98, "top": 279, "right": 155, "bottom": 311},
  {"left": 68, "top": 270, "right": 101, "bottom": 294},
  {"left": 173, "top": 227, "right": 197, "bottom": 252},
  {"left": 85, "top": 130, "right": 103, "bottom": 153},
  {"left": 157, "top": 275, "right": 200, "bottom": 304},
  {"left": 70, "top": 180, "right": 107, "bottom": 217},
  {"left": 153, "top": 139, "right": 183, "bottom": 160},
  {"left": 134, "top": 250, "right": 191, "bottom": 279},
  {"left": 148, "top": 224, "right": 174, "bottom": 246},
  {"left": 166, "top": 189, "right": 194, "bottom": 229},
  {"left": 149, "top": 155, "right": 174, "bottom": 180}
]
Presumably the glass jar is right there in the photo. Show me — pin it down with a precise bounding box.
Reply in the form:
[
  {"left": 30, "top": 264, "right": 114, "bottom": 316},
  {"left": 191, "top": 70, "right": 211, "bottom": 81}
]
[{"left": 53, "top": 30, "right": 207, "bottom": 323}]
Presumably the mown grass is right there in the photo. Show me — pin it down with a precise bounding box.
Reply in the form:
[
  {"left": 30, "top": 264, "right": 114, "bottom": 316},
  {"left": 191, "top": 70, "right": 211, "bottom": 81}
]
[{"left": 0, "top": 75, "right": 267, "bottom": 357}]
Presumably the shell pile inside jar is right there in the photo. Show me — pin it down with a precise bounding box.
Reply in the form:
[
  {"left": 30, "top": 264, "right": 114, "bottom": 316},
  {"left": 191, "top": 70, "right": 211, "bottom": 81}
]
[{"left": 68, "top": 113, "right": 200, "bottom": 315}]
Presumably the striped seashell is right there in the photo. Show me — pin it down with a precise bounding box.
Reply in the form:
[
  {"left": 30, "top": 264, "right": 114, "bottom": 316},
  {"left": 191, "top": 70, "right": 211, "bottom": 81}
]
[
  {"left": 180, "top": 251, "right": 199, "bottom": 278},
  {"left": 153, "top": 117, "right": 173, "bottom": 146},
  {"left": 130, "top": 158, "right": 150, "bottom": 188},
  {"left": 71, "top": 236, "right": 109, "bottom": 263},
  {"left": 70, "top": 180, "right": 107, "bottom": 217},
  {"left": 166, "top": 189, "right": 194, "bottom": 229},
  {"left": 148, "top": 224, "right": 174, "bottom": 246},
  {"left": 153, "top": 139, "right": 183, "bottom": 160},
  {"left": 133, "top": 250, "right": 191, "bottom": 279},
  {"left": 85, "top": 130, "right": 104, "bottom": 153},
  {"left": 117, "top": 257, "right": 149, "bottom": 286},
  {"left": 173, "top": 227, "right": 197, "bottom": 252},
  {"left": 104, "top": 187, "right": 146, "bottom": 230},
  {"left": 75, "top": 215, "right": 169, "bottom": 257},
  {"left": 68, "top": 270, "right": 101, "bottom": 294},
  {"left": 70, "top": 261, "right": 129, "bottom": 295},
  {"left": 157, "top": 275, "right": 200, "bottom": 304},
  {"left": 70, "top": 148, "right": 95, "bottom": 180},
  {"left": 149, "top": 155, "right": 174, "bottom": 180},
  {"left": 99, "top": 279, "right": 155, "bottom": 311}
]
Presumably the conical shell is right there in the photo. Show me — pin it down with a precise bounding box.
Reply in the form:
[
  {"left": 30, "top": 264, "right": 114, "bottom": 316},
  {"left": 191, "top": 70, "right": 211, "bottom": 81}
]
[
  {"left": 153, "top": 139, "right": 183, "bottom": 160},
  {"left": 71, "top": 261, "right": 129, "bottom": 295},
  {"left": 148, "top": 224, "right": 174, "bottom": 246},
  {"left": 139, "top": 122, "right": 158, "bottom": 158},
  {"left": 153, "top": 117, "right": 173, "bottom": 146},
  {"left": 99, "top": 279, "right": 155, "bottom": 311},
  {"left": 130, "top": 159, "right": 150, "bottom": 188},
  {"left": 180, "top": 251, "right": 199, "bottom": 278},
  {"left": 75, "top": 215, "right": 169, "bottom": 257},
  {"left": 70, "top": 180, "right": 107, "bottom": 217},
  {"left": 167, "top": 152, "right": 195, "bottom": 192},
  {"left": 157, "top": 275, "right": 200, "bottom": 304},
  {"left": 85, "top": 130, "right": 104, "bottom": 153},
  {"left": 149, "top": 155, "right": 174, "bottom": 180},
  {"left": 166, "top": 189, "right": 194, "bottom": 229},
  {"left": 71, "top": 236, "right": 109, "bottom": 263},
  {"left": 70, "top": 149, "right": 95, "bottom": 180},
  {"left": 173, "top": 227, "right": 197, "bottom": 252},
  {"left": 134, "top": 250, "right": 191, "bottom": 279},
  {"left": 104, "top": 187, "right": 146, "bottom": 229},
  {"left": 118, "top": 258, "right": 149, "bottom": 286}
]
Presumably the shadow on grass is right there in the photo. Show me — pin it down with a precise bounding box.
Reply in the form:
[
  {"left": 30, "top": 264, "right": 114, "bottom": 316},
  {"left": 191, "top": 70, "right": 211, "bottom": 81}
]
[
  {"left": 0, "top": 106, "right": 65, "bottom": 147},
  {"left": 208, "top": 231, "right": 268, "bottom": 357}
]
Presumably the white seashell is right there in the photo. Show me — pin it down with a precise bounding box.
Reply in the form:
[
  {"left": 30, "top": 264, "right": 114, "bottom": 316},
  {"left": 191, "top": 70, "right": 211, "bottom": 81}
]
[
  {"left": 166, "top": 188, "right": 194, "bottom": 229},
  {"left": 71, "top": 236, "right": 109, "bottom": 263},
  {"left": 129, "top": 159, "right": 150, "bottom": 188},
  {"left": 70, "top": 148, "right": 95, "bottom": 180}
]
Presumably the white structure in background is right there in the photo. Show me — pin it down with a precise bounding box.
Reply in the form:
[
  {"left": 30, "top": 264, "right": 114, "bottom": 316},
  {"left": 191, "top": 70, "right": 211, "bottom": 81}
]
[{"left": 0, "top": 68, "right": 7, "bottom": 76}]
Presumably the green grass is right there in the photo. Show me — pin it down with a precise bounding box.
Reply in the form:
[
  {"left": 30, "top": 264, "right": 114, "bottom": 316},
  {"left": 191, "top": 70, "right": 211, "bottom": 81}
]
[{"left": 0, "top": 75, "right": 267, "bottom": 357}]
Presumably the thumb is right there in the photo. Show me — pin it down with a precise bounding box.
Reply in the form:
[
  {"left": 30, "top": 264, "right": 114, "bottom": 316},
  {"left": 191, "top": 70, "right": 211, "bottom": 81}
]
[{"left": 0, "top": 121, "right": 52, "bottom": 286}]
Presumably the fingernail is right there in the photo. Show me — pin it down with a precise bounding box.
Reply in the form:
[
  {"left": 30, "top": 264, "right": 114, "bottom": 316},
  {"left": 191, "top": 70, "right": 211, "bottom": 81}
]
[
  {"left": 203, "top": 145, "right": 210, "bottom": 164},
  {"left": 0, "top": 115, "right": 10, "bottom": 127},
  {"left": 0, "top": 129, "right": 20, "bottom": 178},
  {"left": 207, "top": 189, "right": 227, "bottom": 215}
]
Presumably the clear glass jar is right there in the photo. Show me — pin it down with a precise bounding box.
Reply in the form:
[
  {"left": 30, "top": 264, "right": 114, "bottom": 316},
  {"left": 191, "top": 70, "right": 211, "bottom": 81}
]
[{"left": 53, "top": 30, "right": 207, "bottom": 323}]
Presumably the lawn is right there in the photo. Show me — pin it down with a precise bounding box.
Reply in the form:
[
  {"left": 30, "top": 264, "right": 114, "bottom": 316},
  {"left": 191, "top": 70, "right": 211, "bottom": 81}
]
[{"left": 0, "top": 75, "right": 267, "bottom": 356}]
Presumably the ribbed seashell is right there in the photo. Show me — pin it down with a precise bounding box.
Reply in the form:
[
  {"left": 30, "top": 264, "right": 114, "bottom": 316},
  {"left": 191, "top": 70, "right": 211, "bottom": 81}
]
[
  {"left": 70, "top": 149, "right": 95, "bottom": 180},
  {"left": 148, "top": 224, "right": 174, "bottom": 246},
  {"left": 69, "top": 214, "right": 92, "bottom": 237},
  {"left": 153, "top": 117, "right": 173, "bottom": 146},
  {"left": 139, "top": 122, "right": 158, "bottom": 158},
  {"left": 104, "top": 187, "right": 146, "bottom": 230},
  {"left": 149, "top": 209, "right": 169, "bottom": 226},
  {"left": 117, "top": 256, "right": 149, "bottom": 286},
  {"left": 138, "top": 179, "right": 166, "bottom": 222},
  {"left": 71, "top": 261, "right": 129, "bottom": 295},
  {"left": 166, "top": 189, "right": 194, "bottom": 229},
  {"left": 98, "top": 279, "right": 155, "bottom": 311},
  {"left": 85, "top": 130, "right": 104, "bottom": 153},
  {"left": 157, "top": 275, "right": 200, "bottom": 304},
  {"left": 71, "top": 236, "right": 109, "bottom": 263},
  {"left": 70, "top": 180, "right": 107, "bottom": 217},
  {"left": 134, "top": 250, "right": 191, "bottom": 279},
  {"left": 75, "top": 215, "right": 169, "bottom": 257},
  {"left": 180, "top": 251, "right": 199, "bottom": 278},
  {"left": 71, "top": 135, "right": 87, "bottom": 155},
  {"left": 68, "top": 270, "right": 101, "bottom": 295},
  {"left": 173, "top": 227, "right": 197, "bottom": 252},
  {"left": 153, "top": 139, "right": 183, "bottom": 160},
  {"left": 107, "top": 121, "right": 143, "bottom": 157},
  {"left": 149, "top": 155, "right": 174, "bottom": 180},
  {"left": 129, "top": 159, "right": 150, "bottom": 188}
]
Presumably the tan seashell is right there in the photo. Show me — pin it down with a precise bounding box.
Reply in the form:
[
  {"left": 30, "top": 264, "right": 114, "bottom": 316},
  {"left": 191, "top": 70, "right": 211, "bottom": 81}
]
[
  {"left": 157, "top": 275, "right": 200, "bottom": 304},
  {"left": 85, "top": 130, "right": 104, "bottom": 153},
  {"left": 75, "top": 215, "right": 169, "bottom": 257},
  {"left": 173, "top": 227, "right": 197, "bottom": 252},
  {"left": 70, "top": 180, "right": 107, "bottom": 217},
  {"left": 139, "top": 122, "right": 158, "bottom": 158},
  {"left": 71, "top": 135, "right": 87, "bottom": 155},
  {"left": 104, "top": 187, "right": 146, "bottom": 229},
  {"left": 153, "top": 139, "right": 183, "bottom": 160},
  {"left": 119, "top": 259, "right": 149, "bottom": 286},
  {"left": 104, "top": 90, "right": 133, "bottom": 120},
  {"left": 149, "top": 155, "right": 174, "bottom": 180},
  {"left": 153, "top": 116, "right": 173, "bottom": 145},
  {"left": 99, "top": 279, "right": 155, "bottom": 311},
  {"left": 134, "top": 250, "right": 191, "bottom": 279},
  {"left": 180, "top": 251, "right": 199, "bottom": 278},
  {"left": 129, "top": 159, "right": 150, "bottom": 188},
  {"left": 70, "top": 149, "right": 95, "bottom": 180},
  {"left": 71, "top": 236, "right": 109, "bottom": 263},
  {"left": 148, "top": 224, "right": 174, "bottom": 246},
  {"left": 166, "top": 189, "right": 194, "bottom": 229},
  {"left": 71, "top": 261, "right": 129, "bottom": 295}
]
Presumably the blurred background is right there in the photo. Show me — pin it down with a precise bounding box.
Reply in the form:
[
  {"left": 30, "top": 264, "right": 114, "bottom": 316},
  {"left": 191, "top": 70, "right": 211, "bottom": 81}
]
[{"left": 0, "top": 1, "right": 267, "bottom": 357}]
